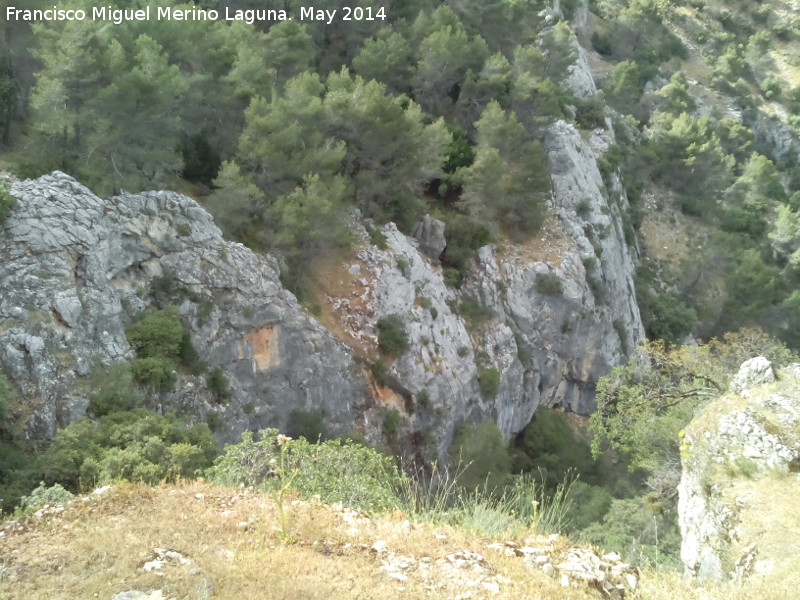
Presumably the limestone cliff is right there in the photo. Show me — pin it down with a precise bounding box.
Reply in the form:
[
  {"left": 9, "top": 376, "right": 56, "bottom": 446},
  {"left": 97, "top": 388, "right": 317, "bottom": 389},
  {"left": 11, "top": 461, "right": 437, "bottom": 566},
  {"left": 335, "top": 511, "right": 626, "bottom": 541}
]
[
  {"left": 0, "top": 148, "right": 641, "bottom": 457},
  {"left": 0, "top": 172, "right": 370, "bottom": 442}
]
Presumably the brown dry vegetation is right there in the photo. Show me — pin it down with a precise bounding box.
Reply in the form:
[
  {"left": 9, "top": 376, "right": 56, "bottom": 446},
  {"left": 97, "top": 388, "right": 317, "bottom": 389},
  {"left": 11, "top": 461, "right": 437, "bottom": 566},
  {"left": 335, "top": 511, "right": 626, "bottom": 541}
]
[
  {"left": 1, "top": 481, "right": 797, "bottom": 600},
  {"left": 0, "top": 481, "right": 596, "bottom": 600}
]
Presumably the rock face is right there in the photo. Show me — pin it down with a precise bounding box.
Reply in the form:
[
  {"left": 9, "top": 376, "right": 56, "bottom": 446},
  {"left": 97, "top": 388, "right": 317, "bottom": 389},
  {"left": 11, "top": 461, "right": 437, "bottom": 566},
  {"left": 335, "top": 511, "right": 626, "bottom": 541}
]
[
  {"left": 0, "top": 97, "right": 642, "bottom": 457},
  {"left": 678, "top": 359, "right": 800, "bottom": 581},
  {"left": 411, "top": 214, "right": 446, "bottom": 260},
  {"left": 0, "top": 172, "right": 369, "bottom": 442}
]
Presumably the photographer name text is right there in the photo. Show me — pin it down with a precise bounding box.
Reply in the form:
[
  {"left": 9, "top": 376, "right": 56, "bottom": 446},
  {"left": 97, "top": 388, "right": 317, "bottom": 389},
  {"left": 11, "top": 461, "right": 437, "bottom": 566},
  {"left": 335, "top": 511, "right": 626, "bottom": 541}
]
[{"left": 6, "top": 5, "right": 387, "bottom": 26}]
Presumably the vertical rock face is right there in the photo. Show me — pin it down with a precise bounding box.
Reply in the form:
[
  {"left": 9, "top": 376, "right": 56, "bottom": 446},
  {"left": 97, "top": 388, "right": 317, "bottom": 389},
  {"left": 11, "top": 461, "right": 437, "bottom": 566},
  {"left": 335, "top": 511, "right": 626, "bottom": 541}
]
[
  {"left": 0, "top": 61, "right": 642, "bottom": 457},
  {"left": 0, "top": 172, "right": 369, "bottom": 442},
  {"left": 678, "top": 359, "right": 800, "bottom": 581}
]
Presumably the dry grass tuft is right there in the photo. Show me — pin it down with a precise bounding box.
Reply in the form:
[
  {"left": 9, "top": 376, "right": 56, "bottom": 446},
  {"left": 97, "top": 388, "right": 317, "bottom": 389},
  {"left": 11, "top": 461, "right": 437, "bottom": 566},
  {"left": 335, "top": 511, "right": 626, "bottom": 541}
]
[{"left": 2, "top": 480, "right": 798, "bottom": 599}]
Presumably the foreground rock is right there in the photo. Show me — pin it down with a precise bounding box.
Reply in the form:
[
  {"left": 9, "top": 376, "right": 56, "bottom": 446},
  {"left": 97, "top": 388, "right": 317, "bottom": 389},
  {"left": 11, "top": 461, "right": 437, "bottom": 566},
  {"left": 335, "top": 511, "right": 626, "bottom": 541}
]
[{"left": 678, "top": 358, "right": 800, "bottom": 580}]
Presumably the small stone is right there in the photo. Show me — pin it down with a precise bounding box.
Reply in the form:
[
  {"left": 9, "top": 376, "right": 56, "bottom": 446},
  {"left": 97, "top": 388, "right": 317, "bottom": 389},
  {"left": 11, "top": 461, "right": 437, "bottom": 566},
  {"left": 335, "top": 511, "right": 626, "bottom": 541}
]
[
  {"left": 560, "top": 574, "right": 571, "bottom": 587},
  {"left": 482, "top": 581, "right": 500, "bottom": 594}
]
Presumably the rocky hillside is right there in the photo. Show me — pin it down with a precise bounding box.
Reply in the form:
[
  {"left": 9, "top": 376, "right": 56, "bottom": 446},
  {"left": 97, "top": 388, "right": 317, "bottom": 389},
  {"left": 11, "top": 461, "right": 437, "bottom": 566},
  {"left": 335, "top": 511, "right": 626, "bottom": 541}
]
[
  {"left": 0, "top": 106, "right": 642, "bottom": 457},
  {"left": 678, "top": 357, "right": 800, "bottom": 584}
]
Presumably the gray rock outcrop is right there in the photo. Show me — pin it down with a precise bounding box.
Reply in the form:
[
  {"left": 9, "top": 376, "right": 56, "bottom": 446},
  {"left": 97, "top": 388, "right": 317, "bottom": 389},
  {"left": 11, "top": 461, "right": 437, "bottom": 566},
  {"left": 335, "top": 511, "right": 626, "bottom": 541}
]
[
  {"left": 678, "top": 359, "right": 800, "bottom": 580},
  {"left": 0, "top": 172, "right": 370, "bottom": 442},
  {"left": 411, "top": 214, "right": 446, "bottom": 260},
  {"left": 729, "top": 356, "right": 775, "bottom": 393}
]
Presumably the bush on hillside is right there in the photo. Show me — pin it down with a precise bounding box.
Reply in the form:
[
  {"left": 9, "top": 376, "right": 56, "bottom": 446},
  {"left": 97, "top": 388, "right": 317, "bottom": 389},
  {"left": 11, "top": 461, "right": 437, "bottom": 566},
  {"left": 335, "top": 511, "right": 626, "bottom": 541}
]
[
  {"left": 0, "top": 182, "right": 16, "bottom": 223},
  {"left": 87, "top": 362, "right": 143, "bottom": 416},
  {"left": 207, "top": 429, "right": 407, "bottom": 513},
  {"left": 126, "top": 306, "right": 185, "bottom": 360},
  {"left": 449, "top": 420, "right": 511, "bottom": 493},
  {"left": 287, "top": 409, "right": 327, "bottom": 441},
  {"left": 377, "top": 315, "right": 410, "bottom": 357},
  {"left": 36, "top": 409, "right": 219, "bottom": 491}
]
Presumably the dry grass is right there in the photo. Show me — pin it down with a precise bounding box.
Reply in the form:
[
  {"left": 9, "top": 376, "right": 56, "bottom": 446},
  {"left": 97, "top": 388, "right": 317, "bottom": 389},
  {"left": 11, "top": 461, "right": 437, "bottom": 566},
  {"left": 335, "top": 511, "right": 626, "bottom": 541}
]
[
  {"left": 496, "top": 216, "right": 576, "bottom": 271},
  {"left": 0, "top": 481, "right": 597, "bottom": 600},
  {"left": 3, "top": 480, "right": 798, "bottom": 599}
]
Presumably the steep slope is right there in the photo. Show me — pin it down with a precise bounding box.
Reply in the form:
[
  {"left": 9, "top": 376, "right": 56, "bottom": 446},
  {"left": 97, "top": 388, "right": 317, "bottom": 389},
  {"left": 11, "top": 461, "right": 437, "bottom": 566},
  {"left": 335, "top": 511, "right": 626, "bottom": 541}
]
[{"left": 1, "top": 148, "right": 641, "bottom": 457}]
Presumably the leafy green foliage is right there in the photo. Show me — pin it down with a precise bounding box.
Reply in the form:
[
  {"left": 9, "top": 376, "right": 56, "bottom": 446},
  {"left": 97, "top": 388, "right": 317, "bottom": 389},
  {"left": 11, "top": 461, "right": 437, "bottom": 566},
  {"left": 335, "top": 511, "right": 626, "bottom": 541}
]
[
  {"left": 449, "top": 420, "right": 511, "bottom": 493},
  {"left": 377, "top": 315, "right": 410, "bottom": 357},
  {"left": 87, "top": 362, "right": 142, "bottom": 417},
  {"left": 125, "top": 306, "right": 197, "bottom": 392},
  {"left": 126, "top": 306, "right": 185, "bottom": 361},
  {"left": 722, "top": 249, "right": 784, "bottom": 326},
  {"left": 287, "top": 410, "right": 327, "bottom": 442},
  {"left": 459, "top": 101, "right": 551, "bottom": 240},
  {"left": 578, "top": 496, "right": 682, "bottom": 569},
  {"left": 478, "top": 367, "right": 501, "bottom": 399},
  {"left": 590, "top": 331, "right": 796, "bottom": 473},
  {"left": 513, "top": 408, "right": 602, "bottom": 488},
  {"left": 0, "top": 182, "right": 16, "bottom": 223},
  {"left": 535, "top": 272, "right": 563, "bottom": 296},
  {"left": 36, "top": 409, "right": 219, "bottom": 492},
  {"left": 180, "top": 131, "right": 220, "bottom": 185},
  {"left": 0, "top": 373, "right": 11, "bottom": 429},
  {"left": 381, "top": 406, "right": 402, "bottom": 438},
  {"left": 207, "top": 429, "right": 407, "bottom": 513},
  {"left": 131, "top": 357, "right": 176, "bottom": 393},
  {"left": 646, "top": 112, "right": 735, "bottom": 213},
  {"left": 16, "top": 481, "right": 74, "bottom": 516},
  {"left": 206, "top": 367, "right": 229, "bottom": 401}
]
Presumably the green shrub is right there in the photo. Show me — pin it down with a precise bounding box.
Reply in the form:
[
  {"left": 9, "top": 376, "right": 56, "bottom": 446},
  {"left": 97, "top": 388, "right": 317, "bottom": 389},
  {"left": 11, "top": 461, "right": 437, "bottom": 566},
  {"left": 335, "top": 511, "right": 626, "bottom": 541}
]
[
  {"left": 87, "top": 362, "right": 142, "bottom": 416},
  {"left": 287, "top": 409, "right": 326, "bottom": 441},
  {"left": 367, "top": 226, "right": 388, "bottom": 249},
  {"left": 574, "top": 96, "right": 607, "bottom": 130},
  {"left": 131, "top": 357, "right": 176, "bottom": 392},
  {"left": 449, "top": 420, "right": 511, "bottom": 493},
  {"left": 535, "top": 272, "right": 563, "bottom": 296},
  {"left": 0, "top": 440, "right": 40, "bottom": 513},
  {"left": 443, "top": 268, "right": 462, "bottom": 288},
  {"left": 381, "top": 406, "right": 402, "bottom": 438},
  {"left": 478, "top": 367, "right": 501, "bottom": 399},
  {"left": 206, "top": 409, "right": 222, "bottom": 432},
  {"left": 17, "top": 482, "right": 74, "bottom": 515},
  {"left": 512, "top": 407, "right": 601, "bottom": 487},
  {"left": 0, "top": 182, "right": 17, "bottom": 223},
  {"left": 760, "top": 77, "right": 781, "bottom": 99},
  {"left": 0, "top": 373, "right": 12, "bottom": 428},
  {"left": 377, "top": 315, "right": 410, "bottom": 356},
  {"left": 207, "top": 429, "right": 407, "bottom": 513},
  {"left": 417, "top": 389, "right": 431, "bottom": 409},
  {"left": 35, "top": 409, "right": 219, "bottom": 491},
  {"left": 395, "top": 256, "right": 411, "bottom": 279},
  {"left": 126, "top": 306, "right": 185, "bottom": 361},
  {"left": 179, "top": 130, "right": 221, "bottom": 185},
  {"left": 577, "top": 496, "right": 682, "bottom": 568},
  {"left": 565, "top": 481, "right": 614, "bottom": 532},
  {"left": 206, "top": 367, "right": 229, "bottom": 401},
  {"left": 453, "top": 295, "right": 495, "bottom": 330}
]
